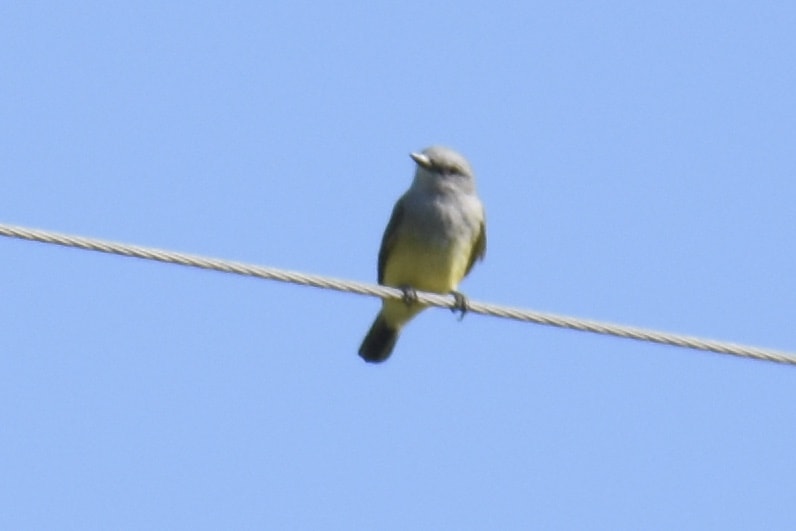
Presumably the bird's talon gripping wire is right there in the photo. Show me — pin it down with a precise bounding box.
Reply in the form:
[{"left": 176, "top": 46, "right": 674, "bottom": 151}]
[
  {"left": 450, "top": 290, "right": 469, "bottom": 321},
  {"left": 399, "top": 285, "right": 419, "bottom": 306}
]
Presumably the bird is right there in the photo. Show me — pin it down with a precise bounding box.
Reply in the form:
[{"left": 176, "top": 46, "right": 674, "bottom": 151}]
[{"left": 358, "top": 146, "right": 486, "bottom": 363}]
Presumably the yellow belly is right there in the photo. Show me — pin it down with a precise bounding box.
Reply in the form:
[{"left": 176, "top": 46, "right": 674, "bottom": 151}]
[
  {"left": 379, "top": 232, "right": 472, "bottom": 329},
  {"left": 383, "top": 237, "right": 469, "bottom": 293}
]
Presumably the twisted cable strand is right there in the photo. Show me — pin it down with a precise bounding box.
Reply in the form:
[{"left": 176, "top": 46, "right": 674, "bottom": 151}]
[{"left": 2, "top": 222, "right": 794, "bottom": 365}]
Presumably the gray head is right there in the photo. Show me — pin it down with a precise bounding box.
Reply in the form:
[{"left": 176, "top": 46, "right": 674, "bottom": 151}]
[{"left": 409, "top": 146, "right": 477, "bottom": 192}]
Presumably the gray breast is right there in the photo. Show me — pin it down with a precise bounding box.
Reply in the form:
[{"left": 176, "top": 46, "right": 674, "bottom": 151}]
[{"left": 403, "top": 191, "right": 481, "bottom": 247}]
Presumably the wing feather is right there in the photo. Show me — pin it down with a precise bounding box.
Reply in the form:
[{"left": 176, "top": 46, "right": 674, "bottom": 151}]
[
  {"left": 464, "top": 219, "right": 486, "bottom": 276},
  {"left": 377, "top": 198, "right": 405, "bottom": 284}
]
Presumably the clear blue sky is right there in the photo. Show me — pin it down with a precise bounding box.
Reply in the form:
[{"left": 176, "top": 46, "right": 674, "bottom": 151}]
[{"left": 2, "top": 2, "right": 795, "bottom": 529}]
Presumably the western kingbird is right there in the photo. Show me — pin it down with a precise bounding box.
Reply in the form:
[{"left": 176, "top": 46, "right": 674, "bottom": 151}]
[{"left": 358, "top": 146, "right": 486, "bottom": 363}]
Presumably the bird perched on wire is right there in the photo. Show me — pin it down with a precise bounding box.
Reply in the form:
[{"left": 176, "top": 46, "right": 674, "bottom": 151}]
[{"left": 358, "top": 146, "right": 487, "bottom": 363}]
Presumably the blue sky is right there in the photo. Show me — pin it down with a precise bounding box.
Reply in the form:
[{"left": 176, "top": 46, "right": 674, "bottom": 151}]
[{"left": 2, "top": 2, "right": 795, "bottom": 529}]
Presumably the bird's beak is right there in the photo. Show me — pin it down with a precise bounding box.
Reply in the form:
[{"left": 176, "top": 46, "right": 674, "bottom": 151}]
[{"left": 410, "top": 152, "right": 433, "bottom": 169}]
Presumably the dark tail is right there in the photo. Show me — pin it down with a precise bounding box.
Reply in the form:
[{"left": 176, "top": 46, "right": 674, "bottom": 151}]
[{"left": 358, "top": 314, "right": 399, "bottom": 363}]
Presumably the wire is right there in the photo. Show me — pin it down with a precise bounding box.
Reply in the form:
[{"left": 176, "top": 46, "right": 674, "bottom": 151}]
[{"left": 2, "top": 222, "right": 794, "bottom": 365}]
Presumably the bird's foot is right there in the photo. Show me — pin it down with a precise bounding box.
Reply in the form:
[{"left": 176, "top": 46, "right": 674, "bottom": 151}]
[
  {"left": 450, "top": 290, "right": 469, "bottom": 321},
  {"left": 398, "top": 285, "right": 419, "bottom": 306}
]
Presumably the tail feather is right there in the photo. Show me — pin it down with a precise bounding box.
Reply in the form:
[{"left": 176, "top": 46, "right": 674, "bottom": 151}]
[{"left": 358, "top": 314, "right": 399, "bottom": 363}]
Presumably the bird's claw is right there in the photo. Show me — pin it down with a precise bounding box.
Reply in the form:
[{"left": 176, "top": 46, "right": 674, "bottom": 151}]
[
  {"left": 450, "top": 291, "right": 469, "bottom": 321},
  {"left": 399, "top": 285, "right": 419, "bottom": 306}
]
